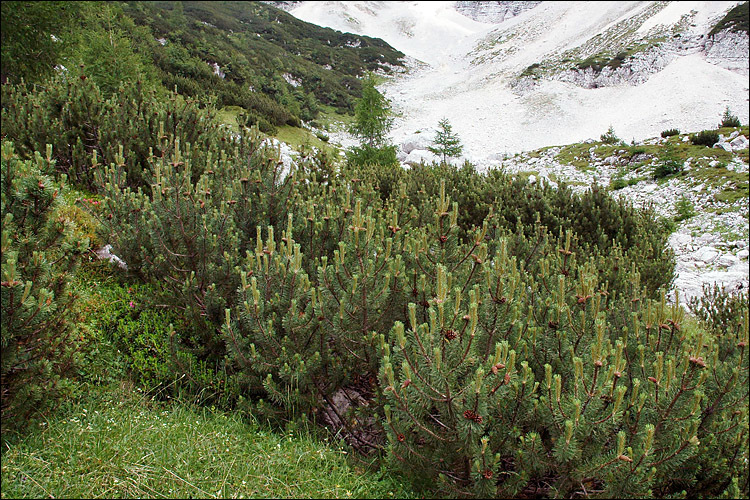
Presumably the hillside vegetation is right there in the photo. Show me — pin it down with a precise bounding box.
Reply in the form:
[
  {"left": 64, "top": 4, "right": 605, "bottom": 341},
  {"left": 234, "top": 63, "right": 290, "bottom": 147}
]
[
  {"left": 1, "top": 3, "right": 748, "bottom": 499},
  {"left": 3, "top": 69, "right": 748, "bottom": 498},
  {"left": 0, "top": 1, "right": 405, "bottom": 133}
]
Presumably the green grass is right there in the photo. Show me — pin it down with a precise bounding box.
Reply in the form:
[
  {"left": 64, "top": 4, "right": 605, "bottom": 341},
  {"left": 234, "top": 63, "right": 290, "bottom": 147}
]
[
  {"left": 556, "top": 142, "right": 603, "bottom": 171},
  {"left": 315, "top": 104, "right": 356, "bottom": 131},
  {"left": 690, "top": 165, "right": 750, "bottom": 206},
  {"left": 216, "top": 105, "right": 246, "bottom": 134},
  {"left": 708, "top": 1, "right": 749, "bottom": 36},
  {"left": 0, "top": 386, "right": 417, "bottom": 499},
  {"left": 274, "top": 126, "right": 344, "bottom": 162},
  {"left": 217, "top": 103, "right": 346, "bottom": 157}
]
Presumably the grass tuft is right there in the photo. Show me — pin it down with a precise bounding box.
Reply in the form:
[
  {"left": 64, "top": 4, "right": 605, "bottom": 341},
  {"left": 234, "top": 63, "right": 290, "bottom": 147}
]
[{"left": 1, "top": 387, "right": 416, "bottom": 499}]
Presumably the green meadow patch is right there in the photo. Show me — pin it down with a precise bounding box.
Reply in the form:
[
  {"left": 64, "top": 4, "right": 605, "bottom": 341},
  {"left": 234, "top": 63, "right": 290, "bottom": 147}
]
[{"left": 0, "top": 387, "right": 417, "bottom": 500}]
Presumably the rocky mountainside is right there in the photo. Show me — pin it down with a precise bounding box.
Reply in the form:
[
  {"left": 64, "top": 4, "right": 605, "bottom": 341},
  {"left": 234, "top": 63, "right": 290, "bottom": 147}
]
[
  {"left": 454, "top": 1, "right": 541, "bottom": 24},
  {"left": 286, "top": 1, "right": 749, "bottom": 304},
  {"left": 289, "top": 1, "right": 748, "bottom": 156},
  {"left": 493, "top": 128, "right": 749, "bottom": 305},
  {"left": 512, "top": 2, "right": 749, "bottom": 92}
]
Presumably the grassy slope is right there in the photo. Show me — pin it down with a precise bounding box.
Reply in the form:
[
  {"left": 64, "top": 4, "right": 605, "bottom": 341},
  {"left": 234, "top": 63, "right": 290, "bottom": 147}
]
[
  {"left": 123, "top": 0, "right": 405, "bottom": 119},
  {"left": 0, "top": 386, "right": 416, "bottom": 499}
]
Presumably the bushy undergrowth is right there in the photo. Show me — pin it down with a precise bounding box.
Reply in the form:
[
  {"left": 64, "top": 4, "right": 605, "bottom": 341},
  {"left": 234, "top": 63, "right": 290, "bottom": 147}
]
[
  {"left": 720, "top": 107, "right": 742, "bottom": 128},
  {"left": 2, "top": 76, "right": 747, "bottom": 499},
  {"left": 690, "top": 130, "right": 720, "bottom": 148},
  {"left": 600, "top": 125, "right": 621, "bottom": 145},
  {"left": 1, "top": 143, "right": 89, "bottom": 429},
  {"left": 1, "top": 76, "right": 223, "bottom": 192},
  {"left": 653, "top": 143, "right": 683, "bottom": 179}
]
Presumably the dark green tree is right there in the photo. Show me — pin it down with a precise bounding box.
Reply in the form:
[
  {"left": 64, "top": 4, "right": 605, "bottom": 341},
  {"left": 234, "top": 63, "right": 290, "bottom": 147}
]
[
  {"left": 347, "top": 73, "right": 398, "bottom": 167},
  {"left": 72, "top": 3, "right": 160, "bottom": 96},
  {"left": 719, "top": 106, "right": 741, "bottom": 128},
  {"left": 0, "top": 1, "right": 84, "bottom": 83},
  {"left": 349, "top": 73, "right": 393, "bottom": 148},
  {"left": 1, "top": 142, "right": 88, "bottom": 430},
  {"left": 428, "top": 117, "right": 464, "bottom": 164}
]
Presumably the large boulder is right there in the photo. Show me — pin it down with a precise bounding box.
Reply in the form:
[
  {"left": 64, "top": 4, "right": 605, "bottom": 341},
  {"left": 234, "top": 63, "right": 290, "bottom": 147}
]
[
  {"left": 403, "top": 148, "right": 439, "bottom": 165},
  {"left": 729, "top": 134, "right": 748, "bottom": 151},
  {"left": 400, "top": 133, "right": 433, "bottom": 154}
]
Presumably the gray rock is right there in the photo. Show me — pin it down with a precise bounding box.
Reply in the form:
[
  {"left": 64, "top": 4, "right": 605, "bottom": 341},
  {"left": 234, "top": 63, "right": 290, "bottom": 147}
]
[
  {"left": 95, "top": 244, "right": 128, "bottom": 270},
  {"left": 401, "top": 134, "right": 433, "bottom": 154},
  {"left": 729, "top": 134, "right": 748, "bottom": 151},
  {"left": 693, "top": 246, "right": 719, "bottom": 264},
  {"left": 717, "top": 254, "right": 739, "bottom": 268},
  {"left": 670, "top": 232, "right": 692, "bottom": 249},
  {"left": 455, "top": 1, "right": 541, "bottom": 23},
  {"left": 404, "top": 149, "right": 439, "bottom": 165}
]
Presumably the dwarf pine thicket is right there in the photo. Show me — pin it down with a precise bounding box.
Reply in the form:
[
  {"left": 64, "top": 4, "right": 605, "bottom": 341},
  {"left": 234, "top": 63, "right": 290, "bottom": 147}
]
[{"left": 2, "top": 70, "right": 748, "bottom": 499}]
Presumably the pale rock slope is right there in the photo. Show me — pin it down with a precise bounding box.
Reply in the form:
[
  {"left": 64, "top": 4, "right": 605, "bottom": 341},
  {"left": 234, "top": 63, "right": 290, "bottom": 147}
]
[
  {"left": 289, "top": 1, "right": 748, "bottom": 161},
  {"left": 287, "top": 1, "right": 749, "bottom": 304}
]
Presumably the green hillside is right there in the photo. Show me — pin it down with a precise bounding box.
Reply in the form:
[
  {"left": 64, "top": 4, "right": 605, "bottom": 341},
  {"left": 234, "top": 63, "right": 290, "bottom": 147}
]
[
  {"left": 1, "top": 1, "right": 405, "bottom": 133},
  {"left": 1, "top": 3, "right": 748, "bottom": 499}
]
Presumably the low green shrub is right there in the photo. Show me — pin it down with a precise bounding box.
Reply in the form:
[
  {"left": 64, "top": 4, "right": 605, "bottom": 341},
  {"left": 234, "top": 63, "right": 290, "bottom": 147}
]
[
  {"left": 720, "top": 106, "right": 741, "bottom": 128},
  {"left": 7, "top": 77, "right": 744, "bottom": 499},
  {"left": 653, "top": 143, "right": 683, "bottom": 179},
  {"left": 600, "top": 125, "right": 621, "bottom": 145},
  {"left": 661, "top": 128, "right": 680, "bottom": 138},
  {"left": 345, "top": 144, "right": 399, "bottom": 169},
  {"left": 611, "top": 176, "right": 628, "bottom": 190},
  {"left": 95, "top": 282, "right": 177, "bottom": 390},
  {"left": 690, "top": 130, "right": 720, "bottom": 148},
  {"left": 688, "top": 283, "right": 748, "bottom": 337},
  {"left": 1, "top": 142, "right": 89, "bottom": 431},
  {"left": 1, "top": 76, "right": 224, "bottom": 191},
  {"left": 673, "top": 196, "right": 696, "bottom": 223},
  {"left": 381, "top": 266, "right": 749, "bottom": 497}
]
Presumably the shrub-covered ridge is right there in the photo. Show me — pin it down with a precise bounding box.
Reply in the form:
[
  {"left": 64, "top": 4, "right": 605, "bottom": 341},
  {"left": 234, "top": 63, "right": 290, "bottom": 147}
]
[{"left": 1, "top": 74, "right": 747, "bottom": 499}]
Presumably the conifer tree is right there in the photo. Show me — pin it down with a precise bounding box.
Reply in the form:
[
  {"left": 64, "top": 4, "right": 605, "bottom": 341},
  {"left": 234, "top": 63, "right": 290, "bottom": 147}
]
[
  {"left": 347, "top": 73, "right": 398, "bottom": 167},
  {"left": 350, "top": 73, "right": 393, "bottom": 148},
  {"left": 0, "top": 1, "right": 84, "bottom": 83},
  {"left": 428, "top": 117, "right": 463, "bottom": 164},
  {"left": 1, "top": 142, "right": 88, "bottom": 428}
]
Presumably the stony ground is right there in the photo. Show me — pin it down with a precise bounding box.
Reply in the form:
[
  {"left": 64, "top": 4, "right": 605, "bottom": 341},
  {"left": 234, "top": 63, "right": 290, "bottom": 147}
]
[{"left": 489, "top": 129, "right": 749, "bottom": 305}]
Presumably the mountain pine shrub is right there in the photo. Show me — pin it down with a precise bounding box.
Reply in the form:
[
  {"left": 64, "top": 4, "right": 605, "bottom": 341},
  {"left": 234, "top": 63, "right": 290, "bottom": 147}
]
[
  {"left": 402, "top": 163, "right": 674, "bottom": 298},
  {"left": 1, "top": 142, "right": 89, "bottom": 429},
  {"left": 660, "top": 128, "right": 680, "bottom": 138},
  {"left": 719, "top": 106, "right": 741, "bottom": 128},
  {"left": 1, "top": 75, "right": 222, "bottom": 191},
  {"left": 688, "top": 284, "right": 748, "bottom": 338},
  {"left": 690, "top": 130, "right": 720, "bottom": 148},
  {"left": 600, "top": 125, "right": 621, "bottom": 145},
  {"left": 380, "top": 239, "right": 749, "bottom": 497},
  {"left": 93, "top": 124, "right": 309, "bottom": 405},
  {"left": 8, "top": 71, "right": 739, "bottom": 498}
]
